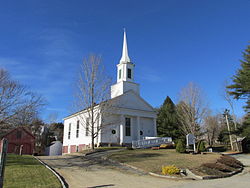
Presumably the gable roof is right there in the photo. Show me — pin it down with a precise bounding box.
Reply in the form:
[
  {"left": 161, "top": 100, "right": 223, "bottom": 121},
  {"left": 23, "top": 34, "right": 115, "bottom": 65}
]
[
  {"left": 64, "top": 89, "right": 156, "bottom": 120},
  {"left": 2, "top": 127, "right": 35, "bottom": 139},
  {"left": 110, "top": 90, "right": 156, "bottom": 112}
]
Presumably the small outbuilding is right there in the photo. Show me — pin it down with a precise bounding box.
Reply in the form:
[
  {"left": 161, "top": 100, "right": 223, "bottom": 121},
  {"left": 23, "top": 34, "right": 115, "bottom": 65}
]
[
  {"left": 1, "top": 127, "right": 35, "bottom": 155},
  {"left": 45, "top": 141, "right": 62, "bottom": 156},
  {"left": 235, "top": 137, "right": 250, "bottom": 153}
]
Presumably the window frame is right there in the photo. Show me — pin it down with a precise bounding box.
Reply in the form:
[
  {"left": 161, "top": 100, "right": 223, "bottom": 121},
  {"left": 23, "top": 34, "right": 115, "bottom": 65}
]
[
  {"left": 119, "top": 69, "right": 122, "bottom": 79},
  {"left": 85, "top": 118, "right": 89, "bottom": 136},
  {"left": 76, "top": 120, "right": 80, "bottom": 138},
  {"left": 127, "top": 68, "right": 132, "bottom": 79},
  {"left": 125, "top": 117, "right": 131, "bottom": 136},
  {"left": 68, "top": 123, "right": 71, "bottom": 139},
  {"left": 16, "top": 130, "right": 22, "bottom": 139}
]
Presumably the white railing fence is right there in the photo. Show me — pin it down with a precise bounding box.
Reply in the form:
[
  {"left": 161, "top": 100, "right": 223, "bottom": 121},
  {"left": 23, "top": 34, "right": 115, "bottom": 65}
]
[{"left": 132, "top": 137, "right": 172, "bottom": 149}]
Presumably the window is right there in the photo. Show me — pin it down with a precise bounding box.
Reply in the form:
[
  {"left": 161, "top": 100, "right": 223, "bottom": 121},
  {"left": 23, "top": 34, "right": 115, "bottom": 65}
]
[
  {"left": 119, "top": 69, "right": 122, "bottom": 79},
  {"left": 68, "top": 123, "right": 71, "bottom": 139},
  {"left": 127, "top": 68, "right": 132, "bottom": 79},
  {"left": 76, "top": 120, "right": 80, "bottom": 138},
  {"left": 16, "top": 130, "right": 22, "bottom": 139},
  {"left": 140, "top": 131, "right": 143, "bottom": 135},
  {"left": 86, "top": 118, "right": 89, "bottom": 136},
  {"left": 125, "top": 118, "right": 131, "bottom": 136},
  {"left": 76, "top": 146, "right": 79, "bottom": 152}
]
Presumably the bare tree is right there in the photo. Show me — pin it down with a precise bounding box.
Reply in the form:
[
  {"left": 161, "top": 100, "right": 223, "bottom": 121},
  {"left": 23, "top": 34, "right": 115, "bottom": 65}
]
[
  {"left": 0, "top": 68, "right": 44, "bottom": 134},
  {"left": 221, "top": 81, "right": 239, "bottom": 151},
  {"left": 176, "top": 82, "right": 208, "bottom": 137},
  {"left": 74, "top": 54, "right": 113, "bottom": 150},
  {"left": 204, "top": 113, "right": 221, "bottom": 147},
  {"left": 222, "top": 81, "right": 238, "bottom": 130}
]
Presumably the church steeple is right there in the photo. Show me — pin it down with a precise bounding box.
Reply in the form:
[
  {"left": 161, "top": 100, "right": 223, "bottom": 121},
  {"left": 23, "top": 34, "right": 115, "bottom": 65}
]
[
  {"left": 120, "top": 29, "right": 131, "bottom": 63},
  {"left": 111, "top": 30, "right": 140, "bottom": 99}
]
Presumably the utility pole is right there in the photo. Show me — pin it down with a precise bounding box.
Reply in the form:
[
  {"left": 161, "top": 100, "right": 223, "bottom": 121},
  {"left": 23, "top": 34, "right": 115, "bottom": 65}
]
[{"left": 223, "top": 109, "right": 234, "bottom": 151}]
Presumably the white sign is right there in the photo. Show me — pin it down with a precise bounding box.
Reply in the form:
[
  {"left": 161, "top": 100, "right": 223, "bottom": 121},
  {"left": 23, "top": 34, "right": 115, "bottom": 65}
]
[{"left": 186, "top": 134, "right": 195, "bottom": 146}]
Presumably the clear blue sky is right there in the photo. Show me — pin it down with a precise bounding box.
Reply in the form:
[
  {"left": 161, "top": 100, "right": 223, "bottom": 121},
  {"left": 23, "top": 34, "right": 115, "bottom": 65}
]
[{"left": 0, "top": 0, "right": 250, "bottom": 122}]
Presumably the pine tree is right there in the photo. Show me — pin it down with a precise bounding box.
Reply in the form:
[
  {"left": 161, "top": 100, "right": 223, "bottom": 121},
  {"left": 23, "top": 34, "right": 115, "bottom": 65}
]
[
  {"left": 176, "top": 139, "right": 186, "bottom": 153},
  {"left": 227, "top": 44, "right": 250, "bottom": 114},
  {"left": 157, "top": 96, "right": 181, "bottom": 140}
]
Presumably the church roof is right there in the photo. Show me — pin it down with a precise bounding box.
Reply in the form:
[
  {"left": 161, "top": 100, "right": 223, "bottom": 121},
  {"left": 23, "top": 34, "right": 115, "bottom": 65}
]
[{"left": 63, "top": 90, "right": 156, "bottom": 120}]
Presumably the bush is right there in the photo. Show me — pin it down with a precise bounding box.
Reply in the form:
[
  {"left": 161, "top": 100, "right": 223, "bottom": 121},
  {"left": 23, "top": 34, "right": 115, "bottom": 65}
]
[
  {"left": 202, "top": 162, "right": 235, "bottom": 172},
  {"left": 217, "top": 155, "right": 243, "bottom": 168},
  {"left": 198, "top": 166, "right": 226, "bottom": 176},
  {"left": 176, "top": 139, "right": 186, "bottom": 153},
  {"left": 162, "top": 165, "right": 180, "bottom": 175},
  {"left": 197, "top": 141, "right": 206, "bottom": 152},
  {"left": 126, "top": 146, "right": 134, "bottom": 150}
]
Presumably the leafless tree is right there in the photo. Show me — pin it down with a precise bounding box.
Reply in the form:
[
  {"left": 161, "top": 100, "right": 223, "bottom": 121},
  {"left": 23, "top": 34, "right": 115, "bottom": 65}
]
[
  {"left": 0, "top": 68, "right": 44, "bottom": 134},
  {"left": 176, "top": 82, "right": 208, "bottom": 137},
  {"left": 74, "top": 54, "right": 113, "bottom": 150},
  {"left": 221, "top": 81, "right": 239, "bottom": 151},
  {"left": 204, "top": 113, "right": 221, "bottom": 147}
]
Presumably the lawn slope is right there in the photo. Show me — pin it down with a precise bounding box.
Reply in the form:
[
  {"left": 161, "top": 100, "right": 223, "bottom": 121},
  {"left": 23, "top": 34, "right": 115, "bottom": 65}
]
[{"left": 4, "top": 154, "right": 61, "bottom": 188}]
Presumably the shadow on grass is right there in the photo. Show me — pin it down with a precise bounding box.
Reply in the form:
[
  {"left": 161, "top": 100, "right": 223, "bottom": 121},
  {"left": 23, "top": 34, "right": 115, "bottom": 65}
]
[
  {"left": 111, "top": 152, "right": 163, "bottom": 162},
  {"left": 6, "top": 154, "right": 39, "bottom": 166}
]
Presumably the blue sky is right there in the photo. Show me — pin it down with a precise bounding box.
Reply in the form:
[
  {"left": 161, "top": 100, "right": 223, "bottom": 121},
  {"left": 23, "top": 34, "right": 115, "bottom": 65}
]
[{"left": 0, "top": 0, "right": 249, "bottom": 122}]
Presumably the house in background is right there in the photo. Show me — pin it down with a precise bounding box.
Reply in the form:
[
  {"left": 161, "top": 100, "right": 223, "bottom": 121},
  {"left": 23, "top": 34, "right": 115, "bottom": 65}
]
[
  {"left": 63, "top": 31, "right": 157, "bottom": 154},
  {"left": 1, "top": 127, "right": 35, "bottom": 155}
]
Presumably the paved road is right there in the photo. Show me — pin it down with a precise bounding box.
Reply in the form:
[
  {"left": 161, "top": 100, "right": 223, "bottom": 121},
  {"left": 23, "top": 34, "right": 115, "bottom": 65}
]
[{"left": 38, "top": 153, "right": 250, "bottom": 188}]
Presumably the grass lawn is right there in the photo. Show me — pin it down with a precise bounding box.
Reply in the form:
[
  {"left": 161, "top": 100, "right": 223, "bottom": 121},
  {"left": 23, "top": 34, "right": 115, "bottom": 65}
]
[
  {"left": 3, "top": 154, "right": 61, "bottom": 188},
  {"left": 109, "top": 149, "right": 220, "bottom": 174}
]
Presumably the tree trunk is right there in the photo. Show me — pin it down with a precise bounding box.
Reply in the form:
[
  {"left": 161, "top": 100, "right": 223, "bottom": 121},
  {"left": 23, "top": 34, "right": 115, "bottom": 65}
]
[{"left": 225, "top": 114, "right": 234, "bottom": 151}]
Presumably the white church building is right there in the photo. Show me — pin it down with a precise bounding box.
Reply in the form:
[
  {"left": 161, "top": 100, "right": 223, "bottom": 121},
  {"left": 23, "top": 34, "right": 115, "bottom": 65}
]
[{"left": 62, "top": 31, "right": 157, "bottom": 154}]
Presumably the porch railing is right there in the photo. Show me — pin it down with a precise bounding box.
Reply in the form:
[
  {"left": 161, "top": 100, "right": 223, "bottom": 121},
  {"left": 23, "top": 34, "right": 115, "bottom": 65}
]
[{"left": 132, "top": 137, "right": 172, "bottom": 149}]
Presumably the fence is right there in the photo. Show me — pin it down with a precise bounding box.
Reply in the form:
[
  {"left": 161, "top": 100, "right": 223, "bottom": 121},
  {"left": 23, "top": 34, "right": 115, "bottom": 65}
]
[
  {"left": 0, "top": 139, "right": 8, "bottom": 188},
  {"left": 132, "top": 137, "right": 172, "bottom": 149}
]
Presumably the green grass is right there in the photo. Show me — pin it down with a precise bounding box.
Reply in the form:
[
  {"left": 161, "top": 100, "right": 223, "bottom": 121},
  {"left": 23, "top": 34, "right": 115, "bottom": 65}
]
[
  {"left": 3, "top": 154, "right": 61, "bottom": 188},
  {"left": 109, "top": 149, "right": 220, "bottom": 174}
]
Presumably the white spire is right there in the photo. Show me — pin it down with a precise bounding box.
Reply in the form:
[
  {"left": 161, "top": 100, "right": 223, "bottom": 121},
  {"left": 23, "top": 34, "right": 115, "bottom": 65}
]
[{"left": 120, "top": 29, "right": 131, "bottom": 63}]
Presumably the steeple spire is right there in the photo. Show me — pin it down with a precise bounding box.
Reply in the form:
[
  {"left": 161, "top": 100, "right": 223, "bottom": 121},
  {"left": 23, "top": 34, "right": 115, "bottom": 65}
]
[{"left": 120, "top": 29, "right": 131, "bottom": 63}]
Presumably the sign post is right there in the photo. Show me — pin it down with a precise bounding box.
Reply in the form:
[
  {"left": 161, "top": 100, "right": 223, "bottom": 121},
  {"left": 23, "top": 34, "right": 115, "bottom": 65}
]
[
  {"left": 0, "top": 139, "right": 8, "bottom": 188},
  {"left": 186, "top": 134, "right": 196, "bottom": 153}
]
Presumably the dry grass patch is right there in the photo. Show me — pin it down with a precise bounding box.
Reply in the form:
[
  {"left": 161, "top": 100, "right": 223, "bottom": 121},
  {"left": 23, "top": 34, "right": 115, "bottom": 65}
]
[{"left": 109, "top": 149, "right": 220, "bottom": 174}]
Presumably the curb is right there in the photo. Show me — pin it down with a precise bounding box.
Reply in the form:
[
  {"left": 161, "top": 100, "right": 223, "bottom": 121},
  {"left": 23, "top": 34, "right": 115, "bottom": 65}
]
[
  {"left": 34, "top": 156, "right": 68, "bottom": 188},
  {"left": 186, "top": 167, "right": 244, "bottom": 180},
  {"left": 148, "top": 172, "right": 195, "bottom": 180},
  {"left": 221, "top": 152, "right": 243, "bottom": 155}
]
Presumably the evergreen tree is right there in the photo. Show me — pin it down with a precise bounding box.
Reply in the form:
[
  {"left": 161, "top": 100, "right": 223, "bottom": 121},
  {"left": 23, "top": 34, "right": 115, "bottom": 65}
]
[
  {"left": 157, "top": 96, "right": 181, "bottom": 140},
  {"left": 227, "top": 44, "right": 250, "bottom": 116},
  {"left": 197, "top": 141, "right": 206, "bottom": 152},
  {"left": 176, "top": 139, "right": 186, "bottom": 153}
]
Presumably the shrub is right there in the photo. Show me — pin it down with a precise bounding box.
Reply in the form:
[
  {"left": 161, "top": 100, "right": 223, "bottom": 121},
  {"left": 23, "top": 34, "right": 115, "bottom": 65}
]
[
  {"left": 126, "top": 146, "right": 134, "bottom": 150},
  {"left": 202, "top": 162, "right": 235, "bottom": 172},
  {"left": 197, "top": 141, "right": 206, "bottom": 152},
  {"left": 160, "top": 143, "right": 175, "bottom": 149},
  {"left": 198, "top": 166, "right": 226, "bottom": 176},
  {"left": 217, "top": 155, "right": 243, "bottom": 168},
  {"left": 176, "top": 139, "right": 186, "bottom": 153},
  {"left": 162, "top": 165, "right": 180, "bottom": 175}
]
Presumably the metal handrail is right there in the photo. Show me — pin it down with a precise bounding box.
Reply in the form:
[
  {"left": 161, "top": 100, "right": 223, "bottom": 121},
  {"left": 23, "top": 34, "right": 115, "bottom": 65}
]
[{"left": 132, "top": 137, "right": 172, "bottom": 149}]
